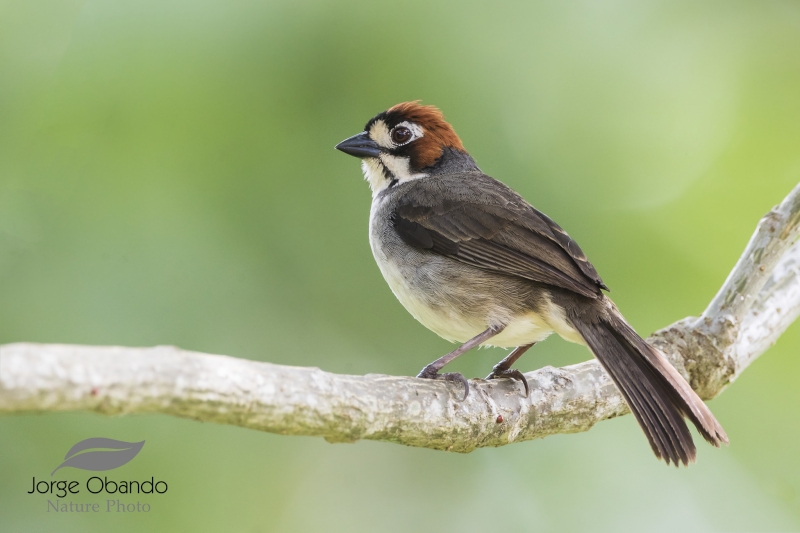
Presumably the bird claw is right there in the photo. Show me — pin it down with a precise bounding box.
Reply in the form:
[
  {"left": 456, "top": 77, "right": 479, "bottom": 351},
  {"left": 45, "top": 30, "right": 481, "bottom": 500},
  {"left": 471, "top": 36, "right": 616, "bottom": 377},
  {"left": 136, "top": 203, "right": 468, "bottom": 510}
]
[
  {"left": 485, "top": 367, "right": 530, "bottom": 398},
  {"left": 417, "top": 367, "right": 470, "bottom": 401}
]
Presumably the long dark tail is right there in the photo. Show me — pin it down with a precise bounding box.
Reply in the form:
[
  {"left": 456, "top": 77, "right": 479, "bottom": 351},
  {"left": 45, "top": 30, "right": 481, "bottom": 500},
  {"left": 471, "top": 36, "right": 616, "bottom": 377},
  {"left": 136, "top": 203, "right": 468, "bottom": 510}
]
[{"left": 569, "top": 307, "right": 728, "bottom": 466}]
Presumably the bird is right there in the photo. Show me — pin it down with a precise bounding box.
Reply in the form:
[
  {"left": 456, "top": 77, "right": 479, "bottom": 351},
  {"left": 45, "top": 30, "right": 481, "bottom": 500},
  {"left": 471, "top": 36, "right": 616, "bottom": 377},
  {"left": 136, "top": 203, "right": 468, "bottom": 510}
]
[{"left": 335, "top": 101, "right": 728, "bottom": 466}]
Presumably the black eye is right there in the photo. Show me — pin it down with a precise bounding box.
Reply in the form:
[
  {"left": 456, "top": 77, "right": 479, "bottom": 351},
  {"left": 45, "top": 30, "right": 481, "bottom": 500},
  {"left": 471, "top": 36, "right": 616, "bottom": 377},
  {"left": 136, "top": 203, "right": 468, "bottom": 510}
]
[{"left": 391, "top": 126, "right": 412, "bottom": 145}]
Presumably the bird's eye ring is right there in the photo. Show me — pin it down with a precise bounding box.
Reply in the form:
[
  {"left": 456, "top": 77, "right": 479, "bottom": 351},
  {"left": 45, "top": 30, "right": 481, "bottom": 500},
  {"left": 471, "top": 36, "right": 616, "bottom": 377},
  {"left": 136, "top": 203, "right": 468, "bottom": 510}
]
[{"left": 391, "top": 126, "right": 413, "bottom": 145}]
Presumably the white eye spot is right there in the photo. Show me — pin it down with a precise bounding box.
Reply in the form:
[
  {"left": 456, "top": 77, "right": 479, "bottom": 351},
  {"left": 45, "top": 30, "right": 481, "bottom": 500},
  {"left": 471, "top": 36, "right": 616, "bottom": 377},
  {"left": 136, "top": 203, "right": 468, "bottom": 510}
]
[
  {"left": 368, "top": 120, "right": 424, "bottom": 150},
  {"left": 369, "top": 120, "right": 393, "bottom": 149},
  {"left": 390, "top": 121, "right": 423, "bottom": 147},
  {"left": 360, "top": 120, "right": 427, "bottom": 197}
]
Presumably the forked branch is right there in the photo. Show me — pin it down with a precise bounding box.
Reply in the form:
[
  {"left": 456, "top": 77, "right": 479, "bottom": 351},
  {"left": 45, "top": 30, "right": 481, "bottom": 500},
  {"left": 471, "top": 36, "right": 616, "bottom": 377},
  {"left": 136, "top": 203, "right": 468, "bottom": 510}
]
[{"left": 2, "top": 185, "right": 800, "bottom": 452}]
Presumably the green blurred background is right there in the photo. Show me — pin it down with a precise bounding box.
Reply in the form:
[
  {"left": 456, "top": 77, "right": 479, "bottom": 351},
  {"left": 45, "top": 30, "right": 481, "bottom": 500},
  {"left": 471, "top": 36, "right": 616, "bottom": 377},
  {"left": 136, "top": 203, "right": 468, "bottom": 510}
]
[{"left": 1, "top": 0, "right": 800, "bottom": 531}]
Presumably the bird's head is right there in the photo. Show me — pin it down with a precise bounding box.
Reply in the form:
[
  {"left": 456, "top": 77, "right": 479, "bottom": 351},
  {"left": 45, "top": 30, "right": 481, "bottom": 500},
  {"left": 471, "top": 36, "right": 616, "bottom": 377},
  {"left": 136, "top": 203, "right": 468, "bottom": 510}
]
[{"left": 336, "top": 102, "right": 478, "bottom": 195}]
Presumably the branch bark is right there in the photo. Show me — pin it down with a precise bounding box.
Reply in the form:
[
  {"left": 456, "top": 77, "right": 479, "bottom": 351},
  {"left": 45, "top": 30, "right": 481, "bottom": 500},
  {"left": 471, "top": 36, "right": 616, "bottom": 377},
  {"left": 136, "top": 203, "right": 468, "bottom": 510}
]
[{"left": 2, "top": 185, "right": 800, "bottom": 453}]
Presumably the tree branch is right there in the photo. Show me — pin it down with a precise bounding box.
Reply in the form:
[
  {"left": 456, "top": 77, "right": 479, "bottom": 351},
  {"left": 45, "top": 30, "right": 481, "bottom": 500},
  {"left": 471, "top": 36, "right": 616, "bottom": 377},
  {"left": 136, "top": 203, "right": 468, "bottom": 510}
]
[{"left": 2, "top": 185, "right": 800, "bottom": 453}]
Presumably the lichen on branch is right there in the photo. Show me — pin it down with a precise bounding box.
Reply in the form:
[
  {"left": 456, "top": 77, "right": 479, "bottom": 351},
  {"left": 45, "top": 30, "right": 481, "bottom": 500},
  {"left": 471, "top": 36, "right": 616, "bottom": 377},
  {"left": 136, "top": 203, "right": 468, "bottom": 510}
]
[{"left": 2, "top": 184, "right": 800, "bottom": 453}]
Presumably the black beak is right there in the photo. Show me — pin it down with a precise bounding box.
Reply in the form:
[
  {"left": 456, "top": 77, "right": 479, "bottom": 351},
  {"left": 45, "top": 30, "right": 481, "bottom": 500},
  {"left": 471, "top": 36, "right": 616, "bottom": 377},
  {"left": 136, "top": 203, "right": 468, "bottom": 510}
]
[{"left": 335, "top": 132, "right": 382, "bottom": 159}]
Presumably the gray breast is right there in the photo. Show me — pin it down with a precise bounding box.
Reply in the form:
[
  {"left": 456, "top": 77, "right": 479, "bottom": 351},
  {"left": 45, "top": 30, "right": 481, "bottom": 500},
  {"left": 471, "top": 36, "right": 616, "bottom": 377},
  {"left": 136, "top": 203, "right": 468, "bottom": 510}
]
[{"left": 368, "top": 183, "right": 551, "bottom": 345}]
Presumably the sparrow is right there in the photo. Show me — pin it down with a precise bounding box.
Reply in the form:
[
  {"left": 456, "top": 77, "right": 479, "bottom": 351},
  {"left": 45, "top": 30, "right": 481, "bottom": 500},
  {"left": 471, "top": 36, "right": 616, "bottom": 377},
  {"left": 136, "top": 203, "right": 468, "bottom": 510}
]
[{"left": 335, "top": 101, "right": 727, "bottom": 465}]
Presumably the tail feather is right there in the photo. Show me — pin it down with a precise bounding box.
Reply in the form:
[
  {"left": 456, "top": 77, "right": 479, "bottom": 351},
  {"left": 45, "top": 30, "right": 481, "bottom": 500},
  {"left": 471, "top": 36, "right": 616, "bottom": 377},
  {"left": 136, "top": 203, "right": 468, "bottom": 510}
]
[
  {"left": 570, "top": 310, "right": 727, "bottom": 466},
  {"left": 605, "top": 325, "right": 695, "bottom": 465},
  {"left": 605, "top": 340, "right": 691, "bottom": 464},
  {"left": 606, "top": 313, "right": 729, "bottom": 448}
]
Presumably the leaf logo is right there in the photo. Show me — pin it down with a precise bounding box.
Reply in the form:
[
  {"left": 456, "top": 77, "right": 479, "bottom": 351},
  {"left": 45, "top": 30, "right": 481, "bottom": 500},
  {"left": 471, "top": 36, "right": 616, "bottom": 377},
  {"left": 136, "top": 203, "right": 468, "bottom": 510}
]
[{"left": 51, "top": 438, "right": 145, "bottom": 476}]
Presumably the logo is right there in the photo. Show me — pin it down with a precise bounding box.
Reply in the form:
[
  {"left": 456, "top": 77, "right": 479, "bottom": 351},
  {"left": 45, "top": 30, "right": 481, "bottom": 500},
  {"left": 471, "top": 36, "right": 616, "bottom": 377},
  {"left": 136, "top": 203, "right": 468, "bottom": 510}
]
[
  {"left": 27, "top": 436, "right": 168, "bottom": 514},
  {"left": 51, "top": 438, "right": 145, "bottom": 476}
]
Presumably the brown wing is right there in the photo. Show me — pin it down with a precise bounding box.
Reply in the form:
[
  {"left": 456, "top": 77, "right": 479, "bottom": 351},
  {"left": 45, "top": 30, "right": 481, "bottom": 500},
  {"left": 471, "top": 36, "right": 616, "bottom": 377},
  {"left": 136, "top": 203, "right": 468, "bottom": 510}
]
[{"left": 391, "top": 173, "right": 607, "bottom": 299}]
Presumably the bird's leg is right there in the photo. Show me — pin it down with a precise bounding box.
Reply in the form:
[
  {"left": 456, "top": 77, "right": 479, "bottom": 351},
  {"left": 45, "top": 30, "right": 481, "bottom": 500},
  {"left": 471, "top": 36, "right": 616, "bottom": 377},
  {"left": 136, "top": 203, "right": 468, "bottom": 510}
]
[
  {"left": 416, "top": 325, "right": 506, "bottom": 401},
  {"left": 485, "top": 343, "right": 535, "bottom": 397}
]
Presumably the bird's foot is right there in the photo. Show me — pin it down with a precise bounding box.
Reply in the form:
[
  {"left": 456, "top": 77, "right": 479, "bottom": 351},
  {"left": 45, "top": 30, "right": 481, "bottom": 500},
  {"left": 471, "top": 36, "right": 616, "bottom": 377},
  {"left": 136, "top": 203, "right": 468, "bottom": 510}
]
[
  {"left": 485, "top": 366, "right": 530, "bottom": 398},
  {"left": 417, "top": 366, "right": 470, "bottom": 401}
]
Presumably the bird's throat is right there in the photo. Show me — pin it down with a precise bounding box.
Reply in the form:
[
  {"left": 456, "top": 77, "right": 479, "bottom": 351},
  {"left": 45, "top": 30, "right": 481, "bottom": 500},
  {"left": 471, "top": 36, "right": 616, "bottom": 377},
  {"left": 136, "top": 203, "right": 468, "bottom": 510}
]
[{"left": 361, "top": 156, "right": 427, "bottom": 196}]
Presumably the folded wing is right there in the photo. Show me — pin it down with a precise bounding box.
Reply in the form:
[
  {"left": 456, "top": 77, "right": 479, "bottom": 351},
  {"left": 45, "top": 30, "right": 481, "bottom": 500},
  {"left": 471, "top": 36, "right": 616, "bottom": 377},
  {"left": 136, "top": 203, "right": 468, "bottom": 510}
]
[{"left": 391, "top": 173, "right": 607, "bottom": 299}]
